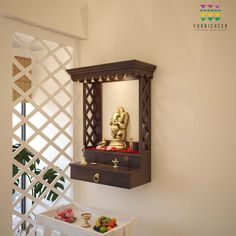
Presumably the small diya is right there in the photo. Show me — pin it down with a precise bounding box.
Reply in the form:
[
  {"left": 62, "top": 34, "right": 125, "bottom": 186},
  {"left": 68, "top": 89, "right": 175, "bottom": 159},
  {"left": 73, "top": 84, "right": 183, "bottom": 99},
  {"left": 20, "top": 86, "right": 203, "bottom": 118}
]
[{"left": 81, "top": 212, "right": 92, "bottom": 228}]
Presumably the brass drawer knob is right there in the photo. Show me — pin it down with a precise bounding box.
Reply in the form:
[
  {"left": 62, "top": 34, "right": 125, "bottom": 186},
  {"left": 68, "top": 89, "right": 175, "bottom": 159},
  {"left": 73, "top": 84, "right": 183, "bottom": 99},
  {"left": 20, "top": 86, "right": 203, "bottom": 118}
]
[{"left": 93, "top": 173, "right": 100, "bottom": 183}]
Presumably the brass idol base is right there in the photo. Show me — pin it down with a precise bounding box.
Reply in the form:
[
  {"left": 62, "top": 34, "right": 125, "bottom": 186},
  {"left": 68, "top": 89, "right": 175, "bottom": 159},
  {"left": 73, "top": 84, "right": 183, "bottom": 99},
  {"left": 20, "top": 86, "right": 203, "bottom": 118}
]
[{"left": 108, "top": 139, "right": 126, "bottom": 150}]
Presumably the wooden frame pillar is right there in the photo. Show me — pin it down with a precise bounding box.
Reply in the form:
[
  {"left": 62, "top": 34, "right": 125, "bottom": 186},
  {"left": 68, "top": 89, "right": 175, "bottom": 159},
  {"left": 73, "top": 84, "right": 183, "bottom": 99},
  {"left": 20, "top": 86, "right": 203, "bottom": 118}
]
[{"left": 83, "top": 82, "right": 102, "bottom": 147}]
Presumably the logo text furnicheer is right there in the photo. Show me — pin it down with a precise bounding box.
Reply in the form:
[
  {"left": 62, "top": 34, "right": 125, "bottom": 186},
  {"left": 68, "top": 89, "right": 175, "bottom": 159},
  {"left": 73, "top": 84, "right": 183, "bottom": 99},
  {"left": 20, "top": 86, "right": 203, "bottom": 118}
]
[{"left": 193, "top": 4, "right": 228, "bottom": 31}]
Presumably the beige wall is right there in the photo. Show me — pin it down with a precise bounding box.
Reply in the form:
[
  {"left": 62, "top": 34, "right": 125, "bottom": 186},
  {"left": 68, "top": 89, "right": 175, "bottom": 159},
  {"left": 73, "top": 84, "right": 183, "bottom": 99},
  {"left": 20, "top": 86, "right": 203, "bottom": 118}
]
[
  {"left": 102, "top": 80, "right": 139, "bottom": 141},
  {"left": 0, "top": 0, "right": 87, "bottom": 38},
  {"left": 75, "top": 0, "right": 236, "bottom": 236},
  {"left": 0, "top": 18, "right": 13, "bottom": 236}
]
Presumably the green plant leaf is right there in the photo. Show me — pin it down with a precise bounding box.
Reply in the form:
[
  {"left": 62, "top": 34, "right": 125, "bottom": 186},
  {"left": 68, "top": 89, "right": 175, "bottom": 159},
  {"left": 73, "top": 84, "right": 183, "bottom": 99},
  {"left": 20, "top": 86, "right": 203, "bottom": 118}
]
[
  {"left": 51, "top": 192, "right": 58, "bottom": 202},
  {"left": 59, "top": 176, "right": 65, "bottom": 182},
  {"left": 34, "top": 182, "right": 44, "bottom": 195},
  {"left": 13, "top": 144, "right": 35, "bottom": 166},
  {"left": 34, "top": 170, "right": 41, "bottom": 175},
  {"left": 46, "top": 190, "right": 59, "bottom": 202},
  {"left": 12, "top": 144, "right": 65, "bottom": 204},
  {"left": 43, "top": 168, "right": 57, "bottom": 183},
  {"left": 13, "top": 164, "right": 19, "bottom": 177},
  {"left": 54, "top": 182, "right": 64, "bottom": 191}
]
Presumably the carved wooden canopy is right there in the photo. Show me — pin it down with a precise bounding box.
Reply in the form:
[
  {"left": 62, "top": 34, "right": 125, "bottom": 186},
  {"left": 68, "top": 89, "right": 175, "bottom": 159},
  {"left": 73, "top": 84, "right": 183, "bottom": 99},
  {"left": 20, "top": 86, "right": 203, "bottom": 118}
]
[
  {"left": 68, "top": 59, "right": 157, "bottom": 188},
  {"left": 66, "top": 59, "right": 156, "bottom": 83}
]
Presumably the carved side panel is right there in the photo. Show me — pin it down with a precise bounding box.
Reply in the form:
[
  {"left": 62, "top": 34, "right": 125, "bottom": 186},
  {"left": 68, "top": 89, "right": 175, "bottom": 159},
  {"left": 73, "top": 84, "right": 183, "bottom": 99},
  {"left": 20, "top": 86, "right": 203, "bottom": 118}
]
[
  {"left": 139, "top": 77, "right": 151, "bottom": 152},
  {"left": 83, "top": 82, "right": 102, "bottom": 147}
]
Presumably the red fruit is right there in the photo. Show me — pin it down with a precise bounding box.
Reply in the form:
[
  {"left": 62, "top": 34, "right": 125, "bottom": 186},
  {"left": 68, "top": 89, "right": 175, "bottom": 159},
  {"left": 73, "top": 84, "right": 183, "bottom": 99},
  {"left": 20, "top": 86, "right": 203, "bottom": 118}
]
[{"left": 108, "top": 221, "right": 115, "bottom": 228}]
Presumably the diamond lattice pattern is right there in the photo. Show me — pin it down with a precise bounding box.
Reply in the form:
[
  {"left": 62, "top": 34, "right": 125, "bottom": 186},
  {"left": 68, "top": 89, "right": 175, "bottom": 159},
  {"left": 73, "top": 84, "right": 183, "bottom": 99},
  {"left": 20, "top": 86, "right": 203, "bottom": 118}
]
[
  {"left": 140, "top": 78, "right": 151, "bottom": 152},
  {"left": 12, "top": 32, "right": 73, "bottom": 235}
]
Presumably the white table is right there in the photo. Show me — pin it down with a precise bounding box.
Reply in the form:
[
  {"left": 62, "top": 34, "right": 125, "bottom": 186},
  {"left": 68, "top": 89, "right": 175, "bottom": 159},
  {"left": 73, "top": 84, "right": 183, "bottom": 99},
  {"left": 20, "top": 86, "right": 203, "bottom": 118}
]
[{"left": 29, "top": 202, "right": 136, "bottom": 236}]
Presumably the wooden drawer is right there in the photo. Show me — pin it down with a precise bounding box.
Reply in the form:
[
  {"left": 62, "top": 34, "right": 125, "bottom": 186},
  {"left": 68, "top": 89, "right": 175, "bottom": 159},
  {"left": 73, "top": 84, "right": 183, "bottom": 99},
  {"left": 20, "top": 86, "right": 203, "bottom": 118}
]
[{"left": 70, "top": 163, "right": 144, "bottom": 189}]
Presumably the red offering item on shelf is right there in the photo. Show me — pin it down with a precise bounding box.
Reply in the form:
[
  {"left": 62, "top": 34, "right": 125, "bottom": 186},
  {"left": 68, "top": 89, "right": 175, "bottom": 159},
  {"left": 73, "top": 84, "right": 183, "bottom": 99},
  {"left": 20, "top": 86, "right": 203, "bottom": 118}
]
[
  {"left": 55, "top": 207, "right": 76, "bottom": 223},
  {"left": 86, "top": 147, "right": 140, "bottom": 154}
]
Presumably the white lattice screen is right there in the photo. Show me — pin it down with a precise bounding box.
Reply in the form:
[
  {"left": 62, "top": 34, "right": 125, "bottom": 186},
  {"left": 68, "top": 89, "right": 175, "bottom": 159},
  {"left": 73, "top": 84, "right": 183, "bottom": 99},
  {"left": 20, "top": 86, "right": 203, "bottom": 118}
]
[{"left": 12, "top": 32, "right": 74, "bottom": 235}]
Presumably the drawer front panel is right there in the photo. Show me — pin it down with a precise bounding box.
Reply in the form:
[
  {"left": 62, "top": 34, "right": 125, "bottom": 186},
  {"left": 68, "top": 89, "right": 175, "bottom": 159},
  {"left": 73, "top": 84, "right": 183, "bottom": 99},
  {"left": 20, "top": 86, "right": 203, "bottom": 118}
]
[{"left": 71, "top": 166, "right": 132, "bottom": 188}]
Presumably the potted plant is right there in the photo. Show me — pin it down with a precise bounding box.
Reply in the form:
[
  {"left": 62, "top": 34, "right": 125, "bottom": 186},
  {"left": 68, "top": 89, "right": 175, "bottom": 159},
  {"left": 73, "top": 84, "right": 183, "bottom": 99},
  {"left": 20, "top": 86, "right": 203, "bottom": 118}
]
[{"left": 12, "top": 143, "right": 65, "bottom": 202}]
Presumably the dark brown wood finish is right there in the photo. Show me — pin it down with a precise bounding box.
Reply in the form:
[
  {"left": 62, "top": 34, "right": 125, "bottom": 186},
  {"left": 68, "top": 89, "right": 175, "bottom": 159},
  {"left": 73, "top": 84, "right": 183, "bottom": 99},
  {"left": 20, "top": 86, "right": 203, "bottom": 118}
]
[
  {"left": 67, "top": 59, "right": 156, "bottom": 83},
  {"left": 139, "top": 76, "right": 151, "bottom": 152},
  {"left": 84, "top": 150, "right": 142, "bottom": 168},
  {"left": 83, "top": 82, "right": 102, "bottom": 147},
  {"left": 70, "top": 163, "right": 141, "bottom": 189},
  {"left": 67, "top": 59, "right": 156, "bottom": 189}
]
